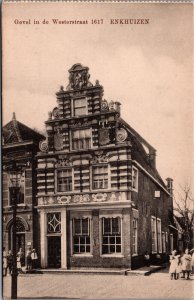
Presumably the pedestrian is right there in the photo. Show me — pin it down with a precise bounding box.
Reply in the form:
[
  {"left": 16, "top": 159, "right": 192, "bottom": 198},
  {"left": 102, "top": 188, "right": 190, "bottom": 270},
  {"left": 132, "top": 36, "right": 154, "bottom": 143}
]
[
  {"left": 3, "top": 247, "right": 7, "bottom": 276},
  {"left": 182, "top": 249, "right": 192, "bottom": 280},
  {"left": 144, "top": 251, "right": 150, "bottom": 267},
  {"left": 175, "top": 253, "right": 182, "bottom": 280},
  {"left": 31, "top": 249, "right": 38, "bottom": 269},
  {"left": 191, "top": 250, "right": 194, "bottom": 275},
  {"left": 26, "top": 247, "right": 32, "bottom": 270},
  {"left": 169, "top": 250, "right": 178, "bottom": 280},
  {"left": 17, "top": 248, "right": 24, "bottom": 273},
  {"left": 7, "top": 250, "right": 13, "bottom": 275}
]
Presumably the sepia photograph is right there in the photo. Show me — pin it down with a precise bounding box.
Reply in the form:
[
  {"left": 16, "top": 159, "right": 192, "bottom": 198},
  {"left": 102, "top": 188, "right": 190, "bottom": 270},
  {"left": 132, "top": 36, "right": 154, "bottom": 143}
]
[{"left": 2, "top": 2, "right": 194, "bottom": 299}]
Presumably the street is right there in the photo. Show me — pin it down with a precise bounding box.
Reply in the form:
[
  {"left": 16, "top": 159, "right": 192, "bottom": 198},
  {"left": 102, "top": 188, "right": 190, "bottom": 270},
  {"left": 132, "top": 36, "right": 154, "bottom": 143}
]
[{"left": 2, "top": 269, "right": 193, "bottom": 299}]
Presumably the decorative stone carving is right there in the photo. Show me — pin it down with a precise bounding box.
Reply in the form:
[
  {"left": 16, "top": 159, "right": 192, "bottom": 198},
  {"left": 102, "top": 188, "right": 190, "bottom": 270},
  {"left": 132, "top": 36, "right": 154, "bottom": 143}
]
[
  {"left": 99, "top": 129, "right": 110, "bottom": 146},
  {"left": 48, "top": 197, "right": 54, "bottom": 204},
  {"left": 54, "top": 133, "right": 63, "bottom": 151},
  {"left": 92, "top": 193, "right": 107, "bottom": 202},
  {"left": 110, "top": 192, "right": 117, "bottom": 201},
  {"left": 101, "top": 99, "right": 109, "bottom": 111},
  {"left": 39, "top": 140, "right": 48, "bottom": 152},
  {"left": 48, "top": 111, "right": 52, "bottom": 120},
  {"left": 66, "top": 64, "right": 93, "bottom": 91},
  {"left": 91, "top": 151, "right": 109, "bottom": 163},
  {"left": 73, "top": 194, "right": 90, "bottom": 203},
  {"left": 52, "top": 107, "right": 60, "bottom": 119},
  {"left": 57, "top": 195, "right": 71, "bottom": 204},
  {"left": 116, "top": 128, "right": 128, "bottom": 143},
  {"left": 55, "top": 158, "right": 72, "bottom": 167}
]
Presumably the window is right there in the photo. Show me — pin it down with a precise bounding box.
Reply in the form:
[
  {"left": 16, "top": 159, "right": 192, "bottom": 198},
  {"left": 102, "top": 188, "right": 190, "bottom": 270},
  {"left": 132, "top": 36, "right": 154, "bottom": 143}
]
[
  {"left": 132, "top": 167, "right": 138, "bottom": 191},
  {"left": 9, "top": 171, "right": 25, "bottom": 205},
  {"left": 162, "top": 232, "right": 166, "bottom": 253},
  {"left": 151, "top": 217, "right": 157, "bottom": 253},
  {"left": 74, "top": 98, "right": 87, "bottom": 116},
  {"left": 170, "top": 234, "right": 173, "bottom": 252},
  {"left": 57, "top": 169, "right": 72, "bottom": 192},
  {"left": 157, "top": 219, "right": 162, "bottom": 253},
  {"left": 102, "top": 217, "right": 121, "bottom": 254},
  {"left": 73, "top": 218, "right": 91, "bottom": 254},
  {"left": 132, "top": 219, "right": 138, "bottom": 255},
  {"left": 72, "top": 129, "right": 91, "bottom": 150},
  {"left": 92, "top": 166, "right": 108, "bottom": 189},
  {"left": 47, "top": 213, "right": 61, "bottom": 233}
]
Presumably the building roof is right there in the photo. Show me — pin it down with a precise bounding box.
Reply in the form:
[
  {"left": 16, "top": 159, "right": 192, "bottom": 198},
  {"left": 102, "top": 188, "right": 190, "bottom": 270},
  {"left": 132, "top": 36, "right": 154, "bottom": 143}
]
[
  {"left": 119, "top": 117, "right": 167, "bottom": 189},
  {"left": 3, "top": 113, "right": 45, "bottom": 145}
]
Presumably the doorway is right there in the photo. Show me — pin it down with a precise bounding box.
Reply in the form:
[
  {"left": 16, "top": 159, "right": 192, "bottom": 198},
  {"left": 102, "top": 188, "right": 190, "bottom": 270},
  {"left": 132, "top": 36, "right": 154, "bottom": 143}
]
[{"left": 47, "top": 236, "right": 61, "bottom": 268}]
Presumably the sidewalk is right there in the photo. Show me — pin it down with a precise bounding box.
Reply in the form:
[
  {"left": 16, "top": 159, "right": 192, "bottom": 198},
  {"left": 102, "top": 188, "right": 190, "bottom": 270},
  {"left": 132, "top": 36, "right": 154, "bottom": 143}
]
[{"left": 24, "top": 264, "right": 166, "bottom": 276}]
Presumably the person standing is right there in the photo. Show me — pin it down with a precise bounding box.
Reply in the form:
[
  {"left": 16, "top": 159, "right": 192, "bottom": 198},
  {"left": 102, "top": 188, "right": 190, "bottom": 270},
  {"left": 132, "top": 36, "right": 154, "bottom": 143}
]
[
  {"left": 26, "top": 248, "right": 32, "bottom": 270},
  {"left": 144, "top": 251, "right": 150, "bottom": 267},
  {"left": 182, "top": 249, "right": 192, "bottom": 280},
  {"left": 3, "top": 247, "right": 8, "bottom": 276},
  {"left": 7, "top": 250, "right": 13, "bottom": 275},
  {"left": 17, "top": 248, "right": 24, "bottom": 273},
  {"left": 169, "top": 250, "right": 178, "bottom": 280},
  {"left": 31, "top": 249, "right": 38, "bottom": 269}
]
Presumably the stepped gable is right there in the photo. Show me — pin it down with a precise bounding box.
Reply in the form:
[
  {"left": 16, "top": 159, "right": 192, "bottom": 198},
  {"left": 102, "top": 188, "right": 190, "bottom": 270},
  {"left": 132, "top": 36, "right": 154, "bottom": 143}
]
[
  {"left": 3, "top": 113, "right": 45, "bottom": 145},
  {"left": 119, "top": 117, "right": 166, "bottom": 188}
]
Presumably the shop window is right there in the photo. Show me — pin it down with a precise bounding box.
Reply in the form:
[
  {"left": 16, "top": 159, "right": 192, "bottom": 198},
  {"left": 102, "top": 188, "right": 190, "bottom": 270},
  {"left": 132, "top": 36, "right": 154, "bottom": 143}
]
[
  {"left": 102, "top": 217, "right": 121, "bottom": 254},
  {"left": 151, "top": 216, "right": 157, "bottom": 253},
  {"left": 72, "top": 129, "right": 91, "bottom": 150},
  {"left": 92, "top": 166, "right": 108, "bottom": 189},
  {"left": 132, "top": 167, "right": 138, "bottom": 191},
  {"left": 57, "top": 169, "right": 72, "bottom": 192},
  {"left": 72, "top": 218, "right": 91, "bottom": 254},
  {"left": 132, "top": 218, "right": 138, "bottom": 255},
  {"left": 47, "top": 213, "right": 61, "bottom": 233},
  {"left": 74, "top": 98, "right": 87, "bottom": 116}
]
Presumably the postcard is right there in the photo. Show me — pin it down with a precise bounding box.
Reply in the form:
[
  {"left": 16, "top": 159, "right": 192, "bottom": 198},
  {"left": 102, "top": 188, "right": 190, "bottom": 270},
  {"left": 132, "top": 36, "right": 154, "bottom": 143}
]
[{"left": 2, "top": 2, "right": 193, "bottom": 299}]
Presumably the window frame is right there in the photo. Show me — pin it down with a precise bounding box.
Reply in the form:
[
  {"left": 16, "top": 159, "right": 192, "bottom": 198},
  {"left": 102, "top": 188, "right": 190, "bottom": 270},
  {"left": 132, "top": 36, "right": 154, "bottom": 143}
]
[
  {"left": 71, "top": 128, "right": 92, "bottom": 151},
  {"left": 92, "top": 165, "right": 109, "bottom": 191},
  {"left": 8, "top": 170, "right": 25, "bottom": 206},
  {"left": 56, "top": 168, "right": 73, "bottom": 193},
  {"left": 151, "top": 216, "right": 157, "bottom": 253},
  {"left": 132, "top": 166, "right": 138, "bottom": 192},
  {"left": 101, "top": 217, "right": 122, "bottom": 256},
  {"left": 157, "top": 218, "right": 162, "bottom": 253},
  {"left": 132, "top": 218, "right": 138, "bottom": 256},
  {"left": 73, "top": 98, "right": 88, "bottom": 117},
  {"left": 72, "top": 218, "right": 92, "bottom": 255}
]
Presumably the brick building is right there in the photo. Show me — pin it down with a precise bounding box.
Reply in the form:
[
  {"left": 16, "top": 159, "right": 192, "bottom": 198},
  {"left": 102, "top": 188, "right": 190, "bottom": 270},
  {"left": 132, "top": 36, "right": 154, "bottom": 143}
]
[
  {"left": 2, "top": 113, "right": 44, "bottom": 257},
  {"left": 36, "top": 64, "right": 175, "bottom": 270}
]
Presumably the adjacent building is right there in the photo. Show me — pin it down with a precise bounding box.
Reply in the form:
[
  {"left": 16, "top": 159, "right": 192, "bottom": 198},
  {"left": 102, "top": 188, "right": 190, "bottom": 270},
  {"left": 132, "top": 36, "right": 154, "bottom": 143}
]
[
  {"left": 36, "top": 63, "right": 175, "bottom": 270},
  {"left": 2, "top": 113, "right": 44, "bottom": 257}
]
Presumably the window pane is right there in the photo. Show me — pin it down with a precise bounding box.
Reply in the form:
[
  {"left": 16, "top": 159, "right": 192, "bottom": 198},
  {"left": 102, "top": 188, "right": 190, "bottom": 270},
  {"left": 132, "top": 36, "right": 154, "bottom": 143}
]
[
  {"left": 74, "top": 245, "right": 79, "bottom": 253},
  {"left": 112, "top": 218, "right": 120, "bottom": 234},
  {"left": 103, "top": 218, "right": 111, "bottom": 234},
  {"left": 116, "top": 245, "right": 121, "bottom": 253},
  {"left": 110, "top": 237, "right": 116, "bottom": 244},
  {"left": 110, "top": 245, "right": 115, "bottom": 253},
  {"left": 86, "top": 246, "right": 90, "bottom": 252},
  {"left": 102, "top": 245, "right": 108, "bottom": 254},
  {"left": 82, "top": 219, "right": 89, "bottom": 235},
  {"left": 80, "top": 245, "right": 85, "bottom": 253},
  {"left": 103, "top": 237, "right": 108, "bottom": 244},
  {"left": 116, "top": 236, "right": 121, "bottom": 244},
  {"left": 74, "top": 219, "right": 81, "bottom": 235}
]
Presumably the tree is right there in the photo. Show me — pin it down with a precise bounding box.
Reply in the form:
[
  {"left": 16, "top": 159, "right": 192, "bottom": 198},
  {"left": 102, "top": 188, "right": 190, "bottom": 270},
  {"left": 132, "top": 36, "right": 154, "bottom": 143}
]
[{"left": 173, "top": 184, "right": 194, "bottom": 248}]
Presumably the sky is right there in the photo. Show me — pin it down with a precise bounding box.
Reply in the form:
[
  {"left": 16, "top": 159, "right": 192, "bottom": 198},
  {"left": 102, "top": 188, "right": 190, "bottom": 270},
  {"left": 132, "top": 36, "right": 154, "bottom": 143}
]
[{"left": 2, "top": 2, "right": 193, "bottom": 199}]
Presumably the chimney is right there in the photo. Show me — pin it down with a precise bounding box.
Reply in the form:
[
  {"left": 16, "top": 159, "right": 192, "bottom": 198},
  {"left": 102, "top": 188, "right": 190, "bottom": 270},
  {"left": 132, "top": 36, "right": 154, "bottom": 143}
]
[
  {"left": 149, "top": 149, "right": 156, "bottom": 169},
  {"left": 166, "top": 178, "right": 173, "bottom": 196}
]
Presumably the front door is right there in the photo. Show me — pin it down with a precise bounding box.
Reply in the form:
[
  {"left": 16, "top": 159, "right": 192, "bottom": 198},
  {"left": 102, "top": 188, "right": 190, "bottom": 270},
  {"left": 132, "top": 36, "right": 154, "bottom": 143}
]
[{"left": 47, "top": 236, "right": 61, "bottom": 268}]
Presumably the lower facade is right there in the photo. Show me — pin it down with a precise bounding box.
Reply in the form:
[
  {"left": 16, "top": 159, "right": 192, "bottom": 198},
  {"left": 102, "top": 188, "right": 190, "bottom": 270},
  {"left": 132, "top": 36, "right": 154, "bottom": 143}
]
[{"left": 38, "top": 205, "right": 132, "bottom": 269}]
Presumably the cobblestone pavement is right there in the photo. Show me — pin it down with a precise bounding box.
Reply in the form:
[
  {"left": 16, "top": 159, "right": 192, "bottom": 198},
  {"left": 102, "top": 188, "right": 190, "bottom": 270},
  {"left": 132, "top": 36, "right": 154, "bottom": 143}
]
[{"left": 2, "top": 269, "right": 193, "bottom": 299}]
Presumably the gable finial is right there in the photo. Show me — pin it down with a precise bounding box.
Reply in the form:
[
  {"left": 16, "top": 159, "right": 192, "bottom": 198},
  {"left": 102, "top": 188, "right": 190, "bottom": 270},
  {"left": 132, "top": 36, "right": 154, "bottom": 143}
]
[{"left": 12, "top": 112, "right": 16, "bottom": 120}]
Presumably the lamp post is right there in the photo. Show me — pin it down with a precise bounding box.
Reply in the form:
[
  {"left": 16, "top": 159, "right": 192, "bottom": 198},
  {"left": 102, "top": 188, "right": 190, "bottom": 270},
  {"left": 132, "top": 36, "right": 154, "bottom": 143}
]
[{"left": 6, "top": 161, "right": 24, "bottom": 299}]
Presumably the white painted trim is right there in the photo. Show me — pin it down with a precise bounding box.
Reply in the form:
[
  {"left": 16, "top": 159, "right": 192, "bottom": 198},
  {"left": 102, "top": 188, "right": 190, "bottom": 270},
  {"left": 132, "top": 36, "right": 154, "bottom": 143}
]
[{"left": 132, "top": 160, "right": 170, "bottom": 195}]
